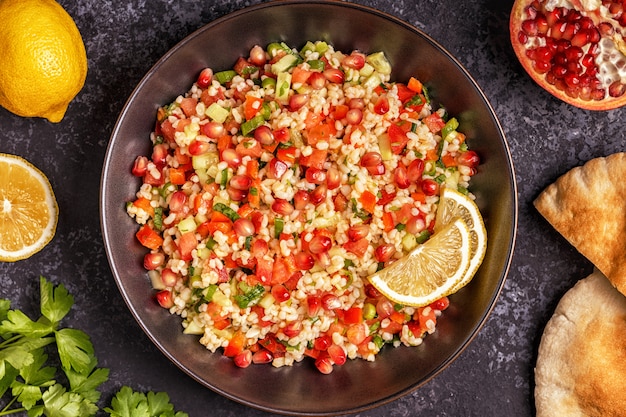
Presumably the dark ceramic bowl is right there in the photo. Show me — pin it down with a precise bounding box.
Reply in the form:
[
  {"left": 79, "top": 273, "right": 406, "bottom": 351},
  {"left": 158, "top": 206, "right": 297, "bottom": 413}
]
[{"left": 100, "top": 1, "right": 517, "bottom": 415}]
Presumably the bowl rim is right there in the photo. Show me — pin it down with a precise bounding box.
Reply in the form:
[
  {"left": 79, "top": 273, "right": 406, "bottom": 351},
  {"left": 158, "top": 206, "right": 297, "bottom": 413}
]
[{"left": 100, "top": 0, "right": 518, "bottom": 414}]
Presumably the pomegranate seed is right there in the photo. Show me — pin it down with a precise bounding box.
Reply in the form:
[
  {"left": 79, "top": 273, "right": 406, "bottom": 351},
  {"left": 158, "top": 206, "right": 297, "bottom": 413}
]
[
  {"left": 254, "top": 125, "right": 274, "bottom": 145},
  {"left": 293, "top": 189, "right": 310, "bottom": 209},
  {"left": 189, "top": 139, "right": 210, "bottom": 156},
  {"left": 271, "top": 284, "right": 291, "bottom": 302},
  {"left": 314, "top": 335, "right": 332, "bottom": 351},
  {"left": 156, "top": 290, "right": 174, "bottom": 309},
  {"left": 333, "top": 193, "right": 349, "bottom": 212},
  {"left": 315, "top": 251, "right": 331, "bottom": 268},
  {"left": 346, "top": 323, "right": 367, "bottom": 345},
  {"left": 152, "top": 143, "right": 169, "bottom": 165},
  {"left": 132, "top": 156, "right": 148, "bottom": 177},
  {"left": 533, "top": 59, "right": 551, "bottom": 74},
  {"left": 534, "top": 46, "right": 554, "bottom": 63},
  {"left": 521, "top": 19, "right": 538, "bottom": 36},
  {"left": 360, "top": 151, "right": 383, "bottom": 168},
  {"left": 394, "top": 165, "right": 411, "bottom": 189},
  {"left": 345, "top": 108, "right": 363, "bottom": 125},
  {"left": 252, "top": 238, "right": 269, "bottom": 257},
  {"left": 582, "top": 53, "right": 595, "bottom": 68},
  {"left": 564, "top": 73, "right": 581, "bottom": 88},
  {"left": 283, "top": 321, "right": 302, "bottom": 338},
  {"left": 323, "top": 67, "right": 344, "bottom": 84},
  {"left": 169, "top": 191, "right": 187, "bottom": 212},
  {"left": 366, "top": 163, "right": 386, "bottom": 176},
  {"left": 373, "top": 95, "right": 389, "bottom": 114},
  {"left": 374, "top": 244, "right": 396, "bottom": 263},
  {"left": 536, "top": 15, "right": 549, "bottom": 34},
  {"left": 144, "top": 252, "right": 164, "bottom": 270},
  {"left": 234, "top": 218, "right": 255, "bottom": 237},
  {"left": 545, "top": 9, "right": 561, "bottom": 26},
  {"left": 271, "top": 198, "right": 294, "bottom": 216},
  {"left": 234, "top": 350, "right": 252, "bottom": 368},
  {"left": 196, "top": 68, "right": 213, "bottom": 88},
  {"left": 609, "top": 81, "right": 626, "bottom": 97},
  {"left": 227, "top": 186, "right": 247, "bottom": 201},
  {"left": 327, "top": 344, "right": 347, "bottom": 365},
  {"left": 407, "top": 159, "right": 425, "bottom": 181},
  {"left": 309, "top": 235, "right": 332, "bottom": 254},
  {"left": 249, "top": 45, "right": 267, "bottom": 66},
  {"left": 221, "top": 148, "right": 241, "bottom": 168},
  {"left": 305, "top": 167, "right": 326, "bottom": 184},
  {"left": 252, "top": 349, "right": 273, "bottom": 364},
  {"left": 307, "top": 295, "right": 322, "bottom": 316},
  {"left": 326, "top": 166, "right": 341, "bottom": 190},
  {"left": 289, "top": 93, "right": 310, "bottom": 111},
  {"left": 268, "top": 158, "right": 289, "bottom": 179},
  {"left": 201, "top": 121, "right": 226, "bottom": 139},
  {"left": 365, "top": 284, "right": 382, "bottom": 298},
  {"left": 308, "top": 71, "right": 327, "bottom": 89},
  {"left": 321, "top": 293, "right": 342, "bottom": 310},
  {"left": 376, "top": 298, "right": 394, "bottom": 318},
  {"left": 230, "top": 174, "right": 251, "bottom": 191},
  {"left": 570, "top": 31, "right": 588, "bottom": 48},
  {"left": 342, "top": 52, "right": 366, "bottom": 70},
  {"left": 309, "top": 184, "right": 328, "bottom": 205},
  {"left": 347, "top": 224, "right": 370, "bottom": 241},
  {"left": 430, "top": 296, "right": 450, "bottom": 311},
  {"left": 406, "top": 214, "right": 427, "bottom": 234},
  {"left": 421, "top": 178, "right": 440, "bottom": 196},
  {"left": 552, "top": 64, "right": 567, "bottom": 78},
  {"left": 315, "top": 356, "right": 334, "bottom": 374},
  {"left": 294, "top": 252, "right": 315, "bottom": 270}
]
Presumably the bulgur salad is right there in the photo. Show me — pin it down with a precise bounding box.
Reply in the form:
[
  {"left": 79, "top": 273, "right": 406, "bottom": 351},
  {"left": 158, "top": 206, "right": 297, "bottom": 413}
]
[{"left": 127, "top": 41, "right": 480, "bottom": 374}]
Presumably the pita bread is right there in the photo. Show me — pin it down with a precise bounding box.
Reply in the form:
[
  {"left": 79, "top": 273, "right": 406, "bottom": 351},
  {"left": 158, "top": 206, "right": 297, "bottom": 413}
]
[
  {"left": 534, "top": 153, "right": 626, "bottom": 295},
  {"left": 535, "top": 270, "right": 626, "bottom": 417}
]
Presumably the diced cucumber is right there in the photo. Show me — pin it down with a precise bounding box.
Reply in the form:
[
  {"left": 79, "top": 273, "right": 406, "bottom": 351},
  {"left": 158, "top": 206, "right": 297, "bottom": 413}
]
[
  {"left": 366, "top": 51, "right": 392, "bottom": 75},
  {"left": 299, "top": 41, "right": 316, "bottom": 56},
  {"left": 402, "top": 233, "right": 418, "bottom": 252},
  {"left": 183, "top": 319, "right": 204, "bottom": 335},
  {"left": 212, "top": 288, "right": 232, "bottom": 307},
  {"left": 378, "top": 132, "right": 393, "bottom": 161},
  {"left": 192, "top": 151, "right": 218, "bottom": 170},
  {"left": 359, "top": 62, "right": 374, "bottom": 77},
  {"left": 177, "top": 215, "right": 197, "bottom": 234},
  {"left": 205, "top": 103, "right": 230, "bottom": 123},
  {"left": 148, "top": 270, "right": 165, "bottom": 290},
  {"left": 271, "top": 53, "right": 300, "bottom": 75},
  {"left": 275, "top": 72, "right": 292, "bottom": 104},
  {"left": 258, "top": 293, "right": 276, "bottom": 309},
  {"left": 362, "top": 72, "right": 382, "bottom": 90},
  {"left": 214, "top": 70, "right": 236, "bottom": 84},
  {"left": 241, "top": 114, "right": 265, "bottom": 136},
  {"left": 307, "top": 59, "right": 325, "bottom": 71},
  {"left": 315, "top": 41, "right": 329, "bottom": 54},
  {"left": 445, "top": 169, "right": 460, "bottom": 189}
]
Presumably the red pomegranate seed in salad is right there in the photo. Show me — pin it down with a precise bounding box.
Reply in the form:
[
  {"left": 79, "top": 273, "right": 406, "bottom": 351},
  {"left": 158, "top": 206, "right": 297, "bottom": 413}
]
[
  {"left": 345, "top": 108, "right": 363, "bottom": 125},
  {"left": 248, "top": 45, "right": 267, "bottom": 66},
  {"left": 155, "top": 290, "right": 174, "bottom": 309},
  {"left": 327, "top": 344, "right": 347, "bottom": 365},
  {"left": 289, "top": 93, "right": 310, "bottom": 111},
  {"left": 406, "top": 214, "right": 427, "bottom": 234},
  {"left": 196, "top": 68, "right": 213, "bottom": 88},
  {"left": 143, "top": 252, "right": 164, "bottom": 270},
  {"left": 309, "top": 184, "right": 327, "bottom": 205},
  {"left": 307, "top": 295, "right": 322, "bottom": 316},
  {"left": 308, "top": 71, "right": 326, "bottom": 89},
  {"left": 293, "top": 189, "right": 310, "bottom": 210},
  {"left": 321, "top": 293, "right": 341, "bottom": 310},
  {"left": 314, "top": 335, "right": 332, "bottom": 351},
  {"left": 342, "top": 52, "right": 366, "bottom": 70},
  {"left": 221, "top": 148, "right": 241, "bottom": 168},
  {"left": 268, "top": 158, "right": 289, "bottom": 179},
  {"left": 254, "top": 125, "right": 274, "bottom": 146},
  {"left": 271, "top": 198, "right": 294, "bottom": 216},
  {"left": 234, "top": 350, "right": 252, "bottom": 368},
  {"left": 374, "top": 244, "right": 396, "bottom": 263},
  {"left": 227, "top": 186, "right": 248, "bottom": 201},
  {"left": 234, "top": 218, "right": 255, "bottom": 237},
  {"left": 308, "top": 234, "right": 332, "bottom": 254},
  {"left": 348, "top": 97, "right": 365, "bottom": 109},
  {"left": 360, "top": 151, "right": 382, "bottom": 168},
  {"left": 188, "top": 139, "right": 210, "bottom": 156},
  {"left": 131, "top": 156, "right": 148, "bottom": 177},
  {"left": 325, "top": 166, "right": 341, "bottom": 190},
  {"left": 373, "top": 95, "right": 389, "bottom": 114},
  {"left": 305, "top": 167, "right": 326, "bottom": 184},
  {"left": 376, "top": 298, "right": 395, "bottom": 318},
  {"left": 201, "top": 121, "right": 225, "bottom": 139},
  {"left": 347, "top": 224, "right": 370, "bottom": 241},
  {"left": 160, "top": 268, "right": 178, "bottom": 287},
  {"left": 323, "top": 67, "right": 344, "bottom": 84},
  {"left": 315, "top": 355, "right": 334, "bottom": 374},
  {"left": 294, "top": 252, "right": 315, "bottom": 270},
  {"left": 251, "top": 238, "right": 269, "bottom": 258},
  {"left": 457, "top": 150, "right": 480, "bottom": 169},
  {"left": 271, "top": 285, "right": 291, "bottom": 302},
  {"left": 168, "top": 191, "right": 187, "bottom": 212},
  {"left": 367, "top": 163, "right": 386, "bottom": 176},
  {"left": 421, "top": 178, "right": 440, "bottom": 196},
  {"left": 230, "top": 174, "right": 251, "bottom": 190},
  {"left": 152, "top": 143, "right": 169, "bottom": 165},
  {"left": 252, "top": 349, "right": 273, "bottom": 364},
  {"left": 394, "top": 165, "right": 411, "bottom": 189},
  {"left": 407, "top": 159, "right": 425, "bottom": 182},
  {"left": 283, "top": 321, "right": 302, "bottom": 338}
]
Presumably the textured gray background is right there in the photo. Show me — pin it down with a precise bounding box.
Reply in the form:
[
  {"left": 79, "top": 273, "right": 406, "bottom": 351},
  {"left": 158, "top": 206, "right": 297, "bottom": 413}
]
[{"left": 1, "top": 0, "right": 620, "bottom": 416}]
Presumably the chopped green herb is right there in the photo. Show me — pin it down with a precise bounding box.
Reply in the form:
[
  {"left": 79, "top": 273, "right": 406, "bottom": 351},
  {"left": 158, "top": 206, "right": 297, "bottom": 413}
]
[
  {"left": 213, "top": 202, "right": 240, "bottom": 222},
  {"left": 233, "top": 284, "right": 265, "bottom": 309}
]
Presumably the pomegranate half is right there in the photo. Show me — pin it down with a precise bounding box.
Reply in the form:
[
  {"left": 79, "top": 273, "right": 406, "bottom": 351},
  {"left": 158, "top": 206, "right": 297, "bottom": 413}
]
[{"left": 510, "top": 0, "right": 626, "bottom": 110}]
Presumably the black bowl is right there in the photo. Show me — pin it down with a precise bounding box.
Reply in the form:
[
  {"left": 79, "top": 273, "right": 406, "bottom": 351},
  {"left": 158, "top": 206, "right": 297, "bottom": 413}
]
[{"left": 100, "top": 1, "right": 517, "bottom": 415}]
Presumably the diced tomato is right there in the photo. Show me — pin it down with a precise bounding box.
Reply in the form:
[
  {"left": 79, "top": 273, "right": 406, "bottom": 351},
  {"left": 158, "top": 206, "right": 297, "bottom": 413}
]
[
  {"left": 169, "top": 167, "right": 187, "bottom": 185},
  {"left": 206, "top": 220, "right": 232, "bottom": 235},
  {"left": 251, "top": 306, "right": 272, "bottom": 327},
  {"left": 441, "top": 153, "right": 457, "bottom": 167},
  {"left": 256, "top": 257, "right": 274, "bottom": 285},
  {"left": 276, "top": 146, "right": 297, "bottom": 164},
  {"left": 273, "top": 127, "right": 290, "bottom": 143},
  {"left": 305, "top": 122, "right": 335, "bottom": 146},
  {"left": 248, "top": 178, "right": 261, "bottom": 208},
  {"left": 177, "top": 231, "right": 197, "bottom": 261},
  {"left": 390, "top": 310, "right": 407, "bottom": 324},
  {"left": 160, "top": 119, "right": 177, "bottom": 143},
  {"left": 143, "top": 165, "right": 164, "bottom": 186},
  {"left": 382, "top": 211, "right": 395, "bottom": 232},
  {"left": 233, "top": 57, "right": 257, "bottom": 77},
  {"left": 259, "top": 334, "right": 286, "bottom": 356},
  {"left": 388, "top": 124, "right": 409, "bottom": 154},
  {"left": 330, "top": 104, "right": 349, "bottom": 120},
  {"left": 291, "top": 66, "right": 312, "bottom": 84},
  {"left": 416, "top": 306, "right": 437, "bottom": 333},
  {"left": 430, "top": 296, "right": 450, "bottom": 311},
  {"left": 343, "top": 307, "right": 363, "bottom": 324},
  {"left": 136, "top": 224, "right": 163, "bottom": 250},
  {"left": 423, "top": 113, "right": 446, "bottom": 133},
  {"left": 246, "top": 159, "right": 259, "bottom": 178},
  {"left": 237, "top": 203, "right": 255, "bottom": 218},
  {"left": 304, "top": 112, "right": 323, "bottom": 129},
  {"left": 270, "top": 256, "right": 290, "bottom": 285},
  {"left": 236, "top": 139, "right": 263, "bottom": 158},
  {"left": 343, "top": 238, "right": 369, "bottom": 257},
  {"left": 180, "top": 97, "right": 198, "bottom": 117},
  {"left": 299, "top": 149, "right": 327, "bottom": 170},
  {"left": 132, "top": 197, "right": 154, "bottom": 216},
  {"left": 243, "top": 95, "right": 264, "bottom": 120},
  {"left": 224, "top": 331, "right": 246, "bottom": 357},
  {"left": 377, "top": 189, "right": 396, "bottom": 206},
  {"left": 408, "top": 76, "right": 423, "bottom": 93},
  {"left": 396, "top": 84, "right": 415, "bottom": 103},
  {"left": 359, "top": 190, "right": 377, "bottom": 214}
]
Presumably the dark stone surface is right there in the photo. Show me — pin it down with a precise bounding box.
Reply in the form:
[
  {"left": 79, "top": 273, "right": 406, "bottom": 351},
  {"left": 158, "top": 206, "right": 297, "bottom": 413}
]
[{"left": 1, "top": 0, "right": 622, "bottom": 415}]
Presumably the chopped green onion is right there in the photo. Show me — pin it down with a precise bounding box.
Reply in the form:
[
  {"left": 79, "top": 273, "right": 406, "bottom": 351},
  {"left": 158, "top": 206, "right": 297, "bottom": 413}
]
[
  {"left": 214, "top": 70, "right": 236, "bottom": 84},
  {"left": 441, "top": 117, "right": 459, "bottom": 140},
  {"left": 233, "top": 284, "right": 265, "bottom": 308},
  {"left": 274, "top": 217, "right": 284, "bottom": 238},
  {"left": 241, "top": 114, "right": 265, "bottom": 136},
  {"left": 213, "top": 202, "right": 240, "bottom": 221},
  {"left": 416, "top": 230, "right": 431, "bottom": 244},
  {"left": 153, "top": 207, "right": 163, "bottom": 230}
]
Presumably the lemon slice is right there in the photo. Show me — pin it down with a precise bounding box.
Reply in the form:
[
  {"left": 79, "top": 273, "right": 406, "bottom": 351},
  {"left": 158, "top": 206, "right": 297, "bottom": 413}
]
[
  {"left": 367, "top": 217, "right": 471, "bottom": 307},
  {"left": 0, "top": 153, "right": 58, "bottom": 261},
  {"left": 435, "top": 187, "right": 487, "bottom": 293}
]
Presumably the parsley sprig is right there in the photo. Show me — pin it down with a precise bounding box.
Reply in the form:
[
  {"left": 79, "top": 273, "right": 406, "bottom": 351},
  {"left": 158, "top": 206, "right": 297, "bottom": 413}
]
[{"left": 0, "top": 276, "right": 188, "bottom": 417}]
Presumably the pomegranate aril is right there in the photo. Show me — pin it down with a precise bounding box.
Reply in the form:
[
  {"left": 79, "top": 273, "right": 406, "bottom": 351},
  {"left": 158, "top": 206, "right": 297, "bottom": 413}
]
[
  {"left": 252, "top": 349, "right": 273, "bottom": 364},
  {"left": 322, "top": 293, "right": 342, "bottom": 310},
  {"left": 169, "top": 191, "right": 187, "bottom": 212},
  {"left": 289, "top": 93, "right": 310, "bottom": 111},
  {"left": 374, "top": 244, "right": 396, "bottom": 263},
  {"left": 347, "top": 224, "right": 369, "bottom": 241},
  {"left": 156, "top": 290, "right": 174, "bottom": 309},
  {"left": 152, "top": 143, "right": 169, "bottom": 165},
  {"left": 360, "top": 151, "right": 383, "bottom": 167},
  {"left": 294, "top": 251, "right": 315, "bottom": 270},
  {"left": 227, "top": 187, "right": 247, "bottom": 201},
  {"left": 132, "top": 156, "right": 148, "bottom": 177},
  {"left": 326, "top": 166, "right": 341, "bottom": 190},
  {"left": 394, "top": 165, "right": 411, "bottom": 189},
  {"left": 189, "top": 139, "right": 210, "bottom": 156},
  {"left": 366, "top": 163, "right": 386, "bottom": 176},
  {"left": 254, "top": 125, "right": 274, "bottom": 145},
  {"left": 230, "top": 174, "right": 251, "bottom": 190},
  {"left": 268, "top": 158, "right": 289, "bottom": 179},
  {"left": 144, "top": 252, "right": 165, "bottom": 270},
  {"left": 307, "top": 295, "right": 321, "bottom": 316},
  {"left": 327, "top": 344, "right": 347, "bottom": 366},
  {"left": 234, "top": 350, "right": 252, "bottom": 368},
  {"left": 305, "top": 167, "right": 326, "bottom": 184},
  {"left": 201, "top": 121, "right": 225, "bottom": 139},
  {"left": 309, "top": 235, "right": 332, "bottom": 254},
  {"left": 309, "top": 184, "right": 327, "bottom": 205},
  {"left": 315, "top": 356, "right": 334, "bottom": 374},
  {"left": 283, "top": 321, "right": 302, "bottom": 338},
  {"left": 314, "top": 335, "right": 332, "bottom": 351},
  {"left": 196, "top": 68, "right": 213, "bottom": 88},
  {"left": 323, "top": 67, "right": 345, "bottom": 84},
  {"left": 272, "top": 198, "right": 294, "bottom": 216},
  {"left": 308, "top": 71, "right": 326, "bottom": 89},
  {"left": 609, "top": 81, "right": 626, "bottom": 97},
  {"left": 522, "top": 19, "right": 538, "bottom": 36},
  {"left": 293, "top": 189, "right": 310, "bottom": 209},
  {"left": 234, "top": 218, "right": 255, "bottom": 237},
  {"left": 221, "top": 148, "right": 241, "bottom": 168}
]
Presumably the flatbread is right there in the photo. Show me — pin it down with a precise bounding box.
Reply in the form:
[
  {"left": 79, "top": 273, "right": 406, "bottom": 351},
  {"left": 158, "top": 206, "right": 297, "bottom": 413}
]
[
  {"left": 535, "top": 270, "right": 626, "bottom": 417},
  {"left": 534, "top": 153, "right": 626, "bottom": 295}
]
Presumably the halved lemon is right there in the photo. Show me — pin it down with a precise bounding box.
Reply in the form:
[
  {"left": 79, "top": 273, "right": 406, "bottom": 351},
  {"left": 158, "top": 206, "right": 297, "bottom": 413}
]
[
  {"left": 435, "top": 187, "right": 487, "bottom": 293},
  {"left": 0, "top": 153, "right": 58, "bottom": 261},
  {"left": 367, "top": 217, "right": 471, "bottom": 307}
]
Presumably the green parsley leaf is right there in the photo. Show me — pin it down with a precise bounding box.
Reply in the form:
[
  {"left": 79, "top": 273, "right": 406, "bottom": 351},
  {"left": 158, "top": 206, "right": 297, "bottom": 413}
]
[
  {"left": 55, "top": 328, "right": 94, "bottom": 375},
  {"left": 40, "top": 276, "right": 73, "bottom": 326}
]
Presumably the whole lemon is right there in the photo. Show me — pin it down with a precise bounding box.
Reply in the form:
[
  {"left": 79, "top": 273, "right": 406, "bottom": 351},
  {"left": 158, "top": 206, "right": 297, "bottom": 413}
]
[{"left": 0, "top": 0, "right": 87, "bottom": 123}]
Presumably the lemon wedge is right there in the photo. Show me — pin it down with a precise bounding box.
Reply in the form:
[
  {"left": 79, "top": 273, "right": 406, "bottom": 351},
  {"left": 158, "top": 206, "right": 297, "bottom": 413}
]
[
  {"left": 368, "top": 217, "right": 471, "bottom": 307},
  {"left": 435, "top": 187, "right": 487, "bottom": 293},
  {"left": 0, "top": 153, "right": 58, "bottom": 261}
]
